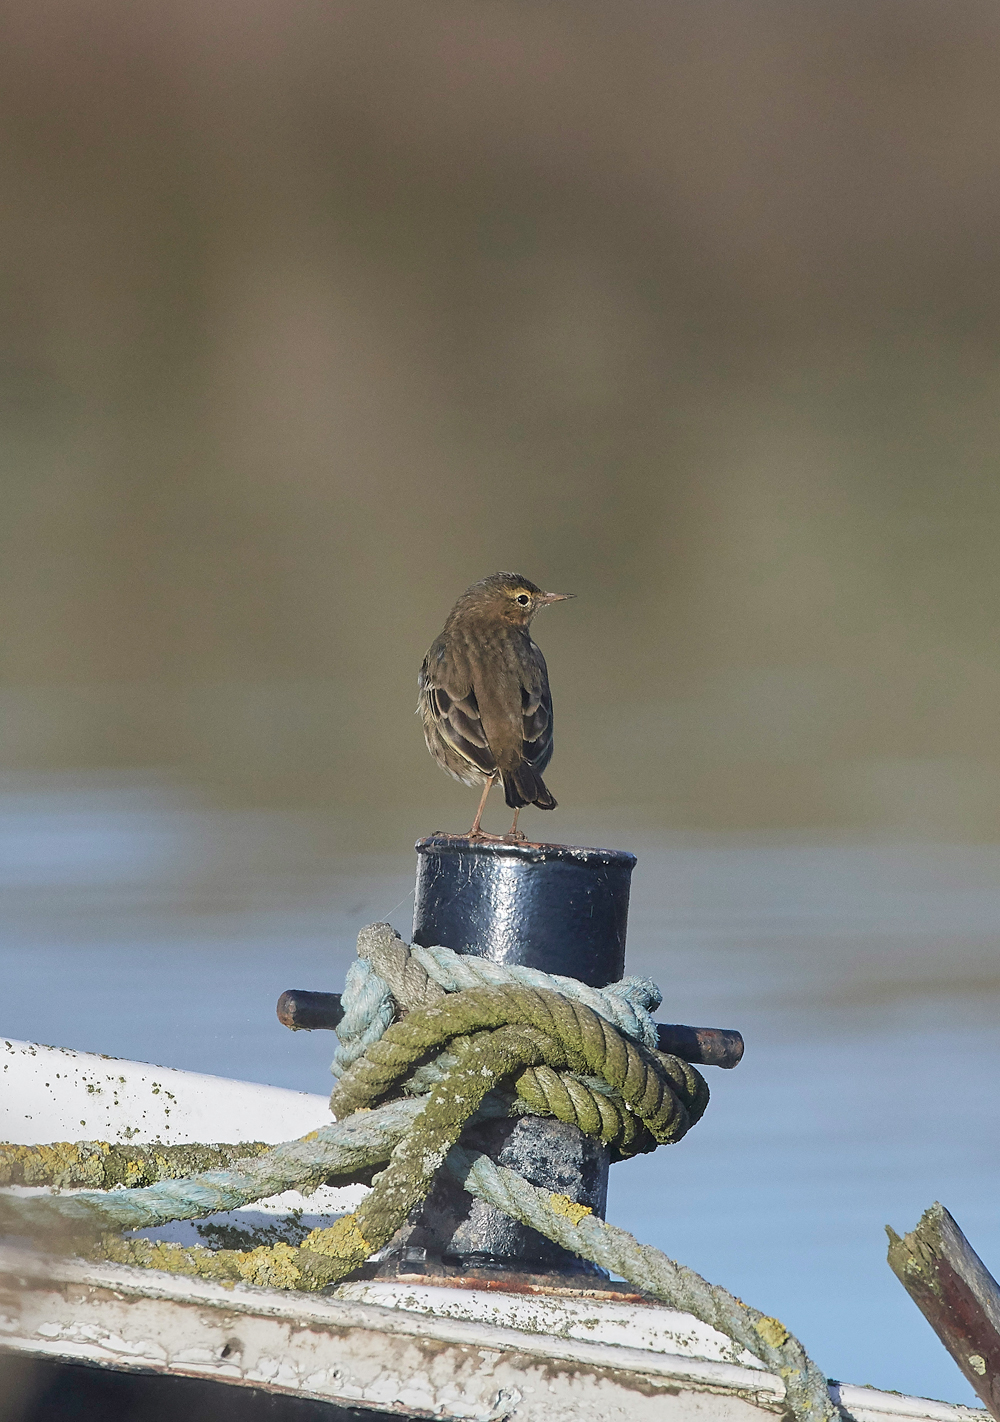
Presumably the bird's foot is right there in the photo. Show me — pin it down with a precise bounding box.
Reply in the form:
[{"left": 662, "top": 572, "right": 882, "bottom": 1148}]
[
  {"left": 503, "top": 828, "right": 527, "bottom": 843},
  {"left": 467, "top": 828, "right": 507, "bottom": 842}
]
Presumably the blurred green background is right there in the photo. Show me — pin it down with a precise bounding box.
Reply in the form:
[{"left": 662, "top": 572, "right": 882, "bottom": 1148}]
[{"left": 4, "top": 0, "right": 1000, "bottom": 842}]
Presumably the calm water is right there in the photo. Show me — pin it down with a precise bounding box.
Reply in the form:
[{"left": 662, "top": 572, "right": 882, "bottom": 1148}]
[{"left": 2, "top": 774, "right": 999, "bottom": 1407}]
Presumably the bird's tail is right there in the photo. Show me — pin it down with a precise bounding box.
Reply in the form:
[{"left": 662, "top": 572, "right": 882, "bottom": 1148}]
[{"left": 502, "top": 765, "right": 557, "bottom": 811}]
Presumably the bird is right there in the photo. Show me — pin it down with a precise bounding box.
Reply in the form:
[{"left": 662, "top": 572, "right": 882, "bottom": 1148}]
[{"left": 418, "top": 572, "right": 573, "bottom": 840}]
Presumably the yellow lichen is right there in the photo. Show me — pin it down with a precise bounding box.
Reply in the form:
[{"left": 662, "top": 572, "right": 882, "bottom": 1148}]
[
  {"left": 304, "top": 1213, "right": 372, "bottom": 1263},
  {"left": 0, "top": 1141, "right": 114, "bottom": 1189},
  {"left": 0, "top": 1139, "right": 270, "bottom": 1191},
  {"left": 548, "top": 1192, "right": 593, "bottom": 1226},
  {"left": 102, "top": 1236, "right": 236, "bottom": 1283},
  {"left": 755, "top": 1315, "right": 790, "bottom": 1349},
  {"left": 237, "top": 1242, "right": 302, "bottom": 1289}
]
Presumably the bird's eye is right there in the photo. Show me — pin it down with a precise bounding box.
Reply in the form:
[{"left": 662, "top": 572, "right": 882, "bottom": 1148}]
[{"left": 516, "top": 594, "right": 530, "bottom": 606}]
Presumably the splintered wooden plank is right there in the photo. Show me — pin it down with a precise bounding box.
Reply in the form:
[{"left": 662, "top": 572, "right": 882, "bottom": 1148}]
[{"left": 888, "top": 1203, "right": 1000, "bottom": 1420}]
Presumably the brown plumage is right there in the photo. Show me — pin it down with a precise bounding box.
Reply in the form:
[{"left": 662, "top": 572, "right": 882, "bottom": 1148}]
[{"left": 418, "top": 572, "right": 573, "bottom": 838}]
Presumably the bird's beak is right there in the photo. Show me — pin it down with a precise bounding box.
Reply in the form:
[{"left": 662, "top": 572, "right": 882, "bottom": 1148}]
[{"left": 538, "top": 591, "right": 574, "bottom": 605}]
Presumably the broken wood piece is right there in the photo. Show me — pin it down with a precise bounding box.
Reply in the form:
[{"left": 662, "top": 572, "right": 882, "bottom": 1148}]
[{"left": 887, "top": 1201, "right": 1000, "bottom": 1420}]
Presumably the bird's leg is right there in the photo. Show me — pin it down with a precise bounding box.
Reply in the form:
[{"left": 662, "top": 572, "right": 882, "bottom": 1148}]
[
  {"left": 469, "top": 775, "right": 496, "bottom": 838},
  {"left": 504, "top": 807, "right": 526, "bottom": 842}
]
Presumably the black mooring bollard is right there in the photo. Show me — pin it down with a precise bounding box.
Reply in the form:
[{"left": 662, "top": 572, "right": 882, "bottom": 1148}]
[
  {"left": 413, "top": 835, "right": 636, "bottom": 984},
  {"left": 389, "top": 835, "right": 637, "bottom": 1279}
]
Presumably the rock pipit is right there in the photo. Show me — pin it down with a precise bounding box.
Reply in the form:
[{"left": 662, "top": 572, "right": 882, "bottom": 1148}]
[{"left": 418, "top": 572, "right": 573, "bottom": 839}]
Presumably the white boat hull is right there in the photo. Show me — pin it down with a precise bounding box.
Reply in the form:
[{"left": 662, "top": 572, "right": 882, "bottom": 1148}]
[{"left": 0, "top": 1041, "right": 986, "bottom": 1422}]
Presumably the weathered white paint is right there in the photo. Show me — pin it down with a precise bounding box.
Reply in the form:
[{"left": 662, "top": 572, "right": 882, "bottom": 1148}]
[
  {"left": 1, "top": 1038, "right": 330, "bottom": 1146},
  {"left": 335, "top": 1279, "right": 766, "bottom": 1370},
  {"left": 830, "top": 1386, "right": 986, "bottom": 1422},
  {"left": 0, "top": 1247, "right": 987, "bottom": 1422}
]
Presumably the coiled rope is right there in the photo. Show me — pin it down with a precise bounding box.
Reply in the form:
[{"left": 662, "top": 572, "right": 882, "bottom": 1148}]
[
  {"left": 330, "top": 924, "right": 663, "bottom": 1074},
  {"left": 0, "top": 923, "right": 839, "bottom": 1422}
]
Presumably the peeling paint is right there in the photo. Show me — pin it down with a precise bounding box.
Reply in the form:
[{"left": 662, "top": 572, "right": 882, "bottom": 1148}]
[{"left": 1, "top": 1245, "right": 984, "bottom": 1422}]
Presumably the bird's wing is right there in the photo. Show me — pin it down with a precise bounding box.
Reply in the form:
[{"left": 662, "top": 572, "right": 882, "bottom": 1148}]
[
  {"left": 419, "top": 640, "right": 497, "bottom": 775},
  {"left": 519, "top": 639, "right": 554, "bottom": 774}
]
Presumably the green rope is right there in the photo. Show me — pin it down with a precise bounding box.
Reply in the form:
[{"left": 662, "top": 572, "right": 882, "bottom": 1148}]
[
  {"left": 0, "top": 925, "right": 838, "bottom": 1422},
  {"left": 65, "top": 995, "right": 705, "bottom": 1290},
  {"left": 73, "top": 1133, "right": 838, "bottom": 1422},
  {"left": 449, "top": 1147, "right": 838, "bottom": 1422},
  {"left": 329, "top": 984, "right": 708, "bottom": 1157},
  {"left": 297, "top": 985, "right": 701, "bottom": 1290}
]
